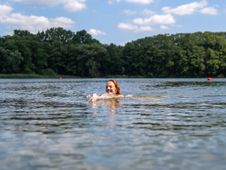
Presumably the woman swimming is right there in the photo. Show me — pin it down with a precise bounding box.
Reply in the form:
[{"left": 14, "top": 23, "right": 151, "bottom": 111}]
[
  {"left": 88, "top": 80, "right": 124, "bottom": 102},
  {"left": 87, "top": 80, "right": 165, "bottom": 103}
]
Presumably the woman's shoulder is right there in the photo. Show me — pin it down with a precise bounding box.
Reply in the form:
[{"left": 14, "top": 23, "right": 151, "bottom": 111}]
[
  {"left": 101, "top": 93, "right": 124, "bottom": 99},
  {"left": 113, "top": 94, "right": 124, "bottom": 98}
]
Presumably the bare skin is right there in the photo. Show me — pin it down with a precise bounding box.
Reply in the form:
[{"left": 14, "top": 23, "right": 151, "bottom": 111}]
[{"left": 88, "top": 80, "right": 123, "bottom": 102}]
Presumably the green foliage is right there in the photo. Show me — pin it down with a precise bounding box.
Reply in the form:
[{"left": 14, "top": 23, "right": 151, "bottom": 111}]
[
  {"left": 72, "top": 30, "right": 99, "bottom": 44},
  {"left": 37, "top": 27, "right": 74, "bottom": 43},
  {"left": 0, "top": 28, "right": 226, "bottom": 77},
  {"left": 0, "top": 47, "right": 23, "bottom": 73}
]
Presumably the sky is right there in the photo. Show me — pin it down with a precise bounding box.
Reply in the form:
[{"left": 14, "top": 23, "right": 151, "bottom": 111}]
[{"left": 0, "top": 0, "right": 225, "bottom": 45}]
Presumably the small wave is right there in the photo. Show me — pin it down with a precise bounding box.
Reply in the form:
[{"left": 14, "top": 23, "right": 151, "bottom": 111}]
[{"left": 128, "top": 96, "right": 165, "bottom": 100}]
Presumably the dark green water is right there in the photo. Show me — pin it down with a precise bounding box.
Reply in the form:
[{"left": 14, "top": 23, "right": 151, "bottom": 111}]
[{"left": 0, "top": 78, "right": 226, "bottom": 170}]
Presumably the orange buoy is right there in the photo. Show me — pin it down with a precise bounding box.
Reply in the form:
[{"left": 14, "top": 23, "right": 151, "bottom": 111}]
[{"left": 207, "top": 77, "right": 212, "bottom": 81}]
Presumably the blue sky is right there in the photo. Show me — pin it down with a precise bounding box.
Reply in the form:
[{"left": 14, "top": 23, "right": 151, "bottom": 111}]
[{"left": 0, "top": 0, "right": 225, "bottom": 44}]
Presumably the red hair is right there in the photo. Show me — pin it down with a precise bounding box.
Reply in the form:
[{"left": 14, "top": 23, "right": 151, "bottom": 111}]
[{"left": 107, "top": 80, "right": 121, "bottom": 95}]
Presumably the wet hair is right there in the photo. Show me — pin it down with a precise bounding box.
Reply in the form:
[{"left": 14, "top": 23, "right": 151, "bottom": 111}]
[{"left": 107, "top": 80, "right": 121, "bottom": 95}]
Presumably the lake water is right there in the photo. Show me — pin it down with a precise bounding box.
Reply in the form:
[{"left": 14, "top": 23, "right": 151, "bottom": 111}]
[{"left": 0, "top": 78, "right": 226, "bottom": 170}]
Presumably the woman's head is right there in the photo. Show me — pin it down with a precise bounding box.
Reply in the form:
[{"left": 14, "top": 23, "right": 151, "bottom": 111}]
[{"left": 106, "top": 80, "right": 121, "bottom": 95}]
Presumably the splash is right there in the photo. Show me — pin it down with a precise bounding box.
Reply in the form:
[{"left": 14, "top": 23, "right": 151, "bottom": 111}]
[
  {"left": 87, "top": 93, "right": 164, "bottom": 102},
  {"left": 87, "top": 93, "right": 121, "bottom": 102}
]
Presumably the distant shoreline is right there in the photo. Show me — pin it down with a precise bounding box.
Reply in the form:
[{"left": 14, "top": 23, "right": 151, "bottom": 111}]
[
  {"left": 0, "top": 73, "right": 60, "bottom": 79},
  {"left": 0, "top": 73, "right": 222, "bottom": 79}
]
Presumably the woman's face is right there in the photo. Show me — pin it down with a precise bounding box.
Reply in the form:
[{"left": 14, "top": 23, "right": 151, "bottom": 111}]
[{"left": 106, "top": 81, "right": 117, "bottom": 95}]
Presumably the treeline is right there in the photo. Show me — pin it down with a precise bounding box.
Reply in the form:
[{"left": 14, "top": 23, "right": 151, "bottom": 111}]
[{"left": 0, "top": 27, "right": 226, "bottom": 77}]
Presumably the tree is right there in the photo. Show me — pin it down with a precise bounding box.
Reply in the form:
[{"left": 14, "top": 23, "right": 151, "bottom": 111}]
[
  {"left": 72, "top": 30, "right": 99, "bottom": 44},
  {"left": 0, "top": 47, "right": 23, "bottom": 73},
  {"left": 37, "top": 27, "right": 74, "bottom": 43}
]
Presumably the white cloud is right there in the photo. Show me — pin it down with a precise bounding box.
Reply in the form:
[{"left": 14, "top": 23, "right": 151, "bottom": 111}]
[
  {"left": 88, "top": 29, "right": 106, "bottom": 36},
  {"left": 118, "top": 22, "right": 137, "bottom": 31},
  {"left": 0, "top": 4, "right": 74, "bottom": 33},
  {"left": 133, "top": 14, "right": 175, "bottom": 26},
  {"left": 117, "top": 22, "right": 153, "bottom": 32},
  {"left": 13, "top": 0, "right": 58, "bottom": 5},
  {"left": 0, "top": 4, "right": 13, "bottom": 16},
  {"left": 118, "top": 12, "right": 175, "bottom": 33},
  {"left": 12, "top": 0, "right": 86, "bottom": 12},
  {"left": 200, "top": 7, "right": 218, "bottom": 15},
  {"left": 108, "top": 0, "right": 153, "bottom": 5},
  {"left": 51, "top": 17, "right": 74, "bottom": 27},
  {"left": 125, "top": 0, "right": 153, "bottom": 4},
  {"left": 63, "top": 0, "right": 86, "bottom": 12},
  {"left": 162, "top": 0, "right": 207, "bottom": 16}
]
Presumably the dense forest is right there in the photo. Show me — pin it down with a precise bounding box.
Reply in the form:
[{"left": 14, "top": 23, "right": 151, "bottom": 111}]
[{"left": 0, "top": 27, "right": 226, "bottom": 78}]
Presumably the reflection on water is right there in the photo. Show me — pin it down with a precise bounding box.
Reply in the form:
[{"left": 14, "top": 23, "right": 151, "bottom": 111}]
[
  {"left": 90, "top": 98, "right": 121, "bottom": 111},
  {"left": 0, "top": 78, "right": 226, "bottom": 170}
]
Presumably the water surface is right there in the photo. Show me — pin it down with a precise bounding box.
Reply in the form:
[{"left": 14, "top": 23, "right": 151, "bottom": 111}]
[{"left": 0, "top": 78, "right": 226, "bottom": 170}]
